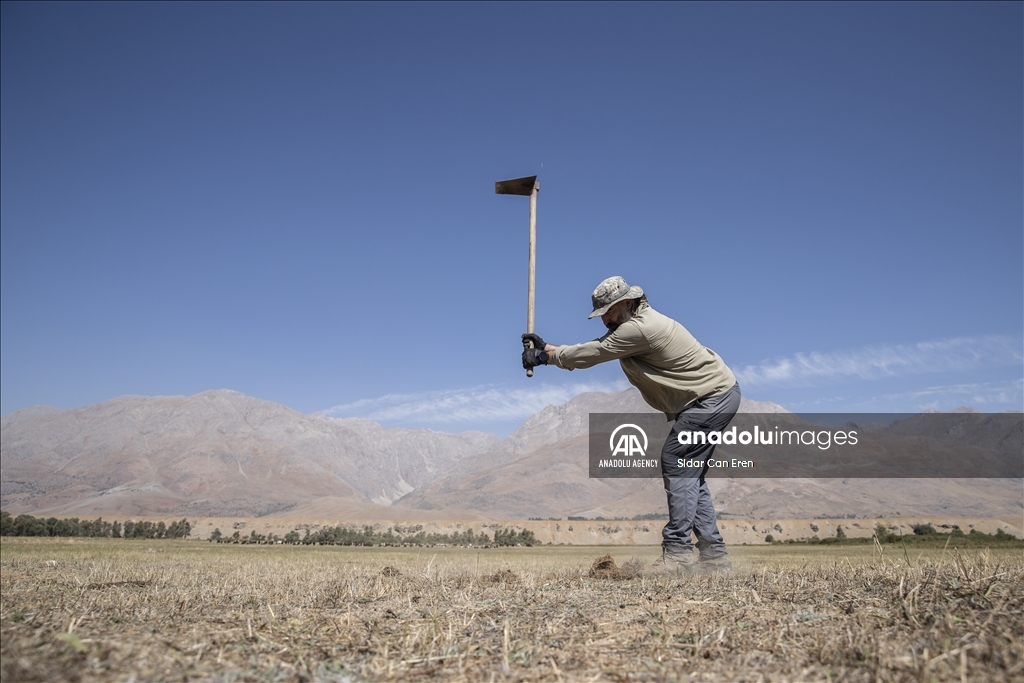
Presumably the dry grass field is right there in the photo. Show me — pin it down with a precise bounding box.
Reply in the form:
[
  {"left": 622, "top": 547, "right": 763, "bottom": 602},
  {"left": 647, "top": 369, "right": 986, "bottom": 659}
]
[{"left": 1, "top": 538, "right": 1021, "bottom": 682}]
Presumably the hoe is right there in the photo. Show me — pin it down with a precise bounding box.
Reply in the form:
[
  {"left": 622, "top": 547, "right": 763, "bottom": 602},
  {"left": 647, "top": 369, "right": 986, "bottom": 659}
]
[{"left": 495, "top": 175, "right": 540, "bottom": 377}]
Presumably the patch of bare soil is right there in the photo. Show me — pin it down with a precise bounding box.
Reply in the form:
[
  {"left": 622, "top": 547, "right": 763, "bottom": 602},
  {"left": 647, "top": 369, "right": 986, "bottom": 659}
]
[{"left": 83, "top": 580, "right": 149, "bottom": 589}]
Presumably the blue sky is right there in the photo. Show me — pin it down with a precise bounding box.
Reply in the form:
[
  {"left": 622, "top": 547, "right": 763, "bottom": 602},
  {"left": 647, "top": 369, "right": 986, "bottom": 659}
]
[{"left": 2, "top": 2, "right": 1021, "bottom": 436}]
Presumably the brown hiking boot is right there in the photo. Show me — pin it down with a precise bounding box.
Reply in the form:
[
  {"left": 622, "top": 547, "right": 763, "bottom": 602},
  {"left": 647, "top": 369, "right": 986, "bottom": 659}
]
[
  {"left": 695, "top": 554, "right": 732, "bottom": 574},
  {"left": 695, "top": 539, "right": 732, "bottom": 573},
  {"left": 650, "top": 547, "right": 698, "bottom": 575}
]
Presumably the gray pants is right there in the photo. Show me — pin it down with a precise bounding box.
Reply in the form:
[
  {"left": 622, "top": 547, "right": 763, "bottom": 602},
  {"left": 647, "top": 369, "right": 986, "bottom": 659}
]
[{"left": 659, "top": 383, "right": 741, "bottom": 556}]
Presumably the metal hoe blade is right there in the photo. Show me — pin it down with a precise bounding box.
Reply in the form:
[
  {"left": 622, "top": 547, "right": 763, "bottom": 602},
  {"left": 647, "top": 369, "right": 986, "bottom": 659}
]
[{"left": 494, "top": 175, "right": 538, "bottom": 196}]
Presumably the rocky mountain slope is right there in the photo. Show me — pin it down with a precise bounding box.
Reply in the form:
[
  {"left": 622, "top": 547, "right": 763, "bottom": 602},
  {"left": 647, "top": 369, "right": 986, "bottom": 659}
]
[
  {"left": 1, "top": 390, "right": 497, "bottom": 517},
  {"left": 2, "top": 388, "right": 1020, "bottom": 521},
  {"left": 393, "top": 394, "right": 1022, "bottom": 520}
]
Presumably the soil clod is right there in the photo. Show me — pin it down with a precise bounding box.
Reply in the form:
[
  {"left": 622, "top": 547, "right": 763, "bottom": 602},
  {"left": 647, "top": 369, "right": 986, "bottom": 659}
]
[
  {"left": 588, "top": 555, "right": 644, "bottom": 579},
  {"left": 484, "top": 569, "right": 520, "bottom": 584},
  {"left": 589, "top": 554, "right": 626, "bottom": 579}
]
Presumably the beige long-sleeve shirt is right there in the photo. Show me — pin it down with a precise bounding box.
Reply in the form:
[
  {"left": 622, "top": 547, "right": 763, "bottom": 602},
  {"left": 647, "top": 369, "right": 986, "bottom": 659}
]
[{"left": 550, "top": 302, "right": 736, "bottom": 419}]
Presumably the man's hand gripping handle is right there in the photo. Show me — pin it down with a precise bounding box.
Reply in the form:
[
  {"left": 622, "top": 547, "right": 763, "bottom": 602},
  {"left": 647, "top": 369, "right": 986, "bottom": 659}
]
[{"left": 522, "top": 333, "right": 549, "bottom": 375}]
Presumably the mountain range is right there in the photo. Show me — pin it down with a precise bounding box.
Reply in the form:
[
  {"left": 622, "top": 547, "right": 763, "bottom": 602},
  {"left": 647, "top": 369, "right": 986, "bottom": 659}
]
[{"left": 1, "top": 389, "right": 1021, "bottom": 521}]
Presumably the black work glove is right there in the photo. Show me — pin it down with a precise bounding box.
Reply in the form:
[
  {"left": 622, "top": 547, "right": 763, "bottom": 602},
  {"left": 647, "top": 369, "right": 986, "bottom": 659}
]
[
  {"left": 521, "top": 332, "right": 547, "bottom": 350},
  {"left": 522, "top": 347, "right": 549, "bottom": 369}
]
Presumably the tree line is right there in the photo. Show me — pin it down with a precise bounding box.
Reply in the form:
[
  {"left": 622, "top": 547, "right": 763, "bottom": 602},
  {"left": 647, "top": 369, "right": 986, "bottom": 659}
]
[
  {"left": 0, "top": 511, "right": 191, "bottom": 539},
  {"left": 764, "top": 523, "right": 1020, "bottom": 546},
  {"left": 209, "top": 524, "right": 538, "bottom": 547}
]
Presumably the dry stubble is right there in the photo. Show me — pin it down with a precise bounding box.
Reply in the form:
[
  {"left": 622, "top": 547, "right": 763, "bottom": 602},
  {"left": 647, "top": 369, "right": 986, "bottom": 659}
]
[{"left": 1, "top": 539, "right": 1021, "bottom": 682}]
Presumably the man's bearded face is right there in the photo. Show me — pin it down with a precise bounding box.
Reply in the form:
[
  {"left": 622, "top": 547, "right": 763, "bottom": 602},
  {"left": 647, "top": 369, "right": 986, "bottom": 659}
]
[{"left": 601, "top": 300, "right": 634, "bottom": 331}]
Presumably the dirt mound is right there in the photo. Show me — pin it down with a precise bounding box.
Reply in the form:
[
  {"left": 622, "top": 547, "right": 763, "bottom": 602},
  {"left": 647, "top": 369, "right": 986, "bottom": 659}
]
[
  {"left": 588, "top": 554, "right": 643, "bottom": 580},
  {"left": 484, "top": 569, "right": 520, "bottom": 584}
]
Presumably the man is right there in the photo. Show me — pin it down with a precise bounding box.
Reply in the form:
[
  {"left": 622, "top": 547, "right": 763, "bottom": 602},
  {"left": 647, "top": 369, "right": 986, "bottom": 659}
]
[{"left": 521, "top": 275, "right": 740, "bottom": 573}]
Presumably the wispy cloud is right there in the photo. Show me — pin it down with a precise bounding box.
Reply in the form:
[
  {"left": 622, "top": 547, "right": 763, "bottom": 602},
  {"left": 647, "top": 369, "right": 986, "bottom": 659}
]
[
  {"left": 782, "top": 379, "right": 1024, "bottom": 412},
  {"left": 735, "top": 336, "right": 1022, "bottom": 388},
  {"left": 324, "top": 336, "right": 1022, "bottom": 429},
  {"left": 323, "top": 380, "right": 630, "bottom": 425},
  {"left": 870, "top": 378, "right": 1024, "bottom": 412}
]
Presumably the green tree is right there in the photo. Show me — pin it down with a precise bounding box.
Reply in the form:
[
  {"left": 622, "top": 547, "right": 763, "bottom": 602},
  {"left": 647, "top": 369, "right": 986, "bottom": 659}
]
[
  {"left": 14, "top": 514, "right": 47, "bottom": 536},
  {"left": 517, "top": 529, "right": 537, "bottom": 546},
  {"left": 0, "top": 511, "right": 13, "bottom": 536}
]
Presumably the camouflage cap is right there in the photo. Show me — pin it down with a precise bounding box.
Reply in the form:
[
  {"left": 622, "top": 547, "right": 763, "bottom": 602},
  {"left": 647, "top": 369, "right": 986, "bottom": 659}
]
[{"left": 588, "top": 276, "right": 644, "bottom": 319}]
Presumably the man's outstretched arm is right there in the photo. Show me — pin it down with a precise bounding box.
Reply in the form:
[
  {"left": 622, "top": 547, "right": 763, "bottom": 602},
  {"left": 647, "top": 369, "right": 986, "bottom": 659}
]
[{"left": 521, "top": 328, "right": 650, "bottom": 370}]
